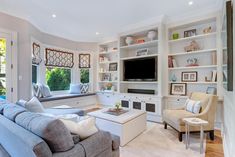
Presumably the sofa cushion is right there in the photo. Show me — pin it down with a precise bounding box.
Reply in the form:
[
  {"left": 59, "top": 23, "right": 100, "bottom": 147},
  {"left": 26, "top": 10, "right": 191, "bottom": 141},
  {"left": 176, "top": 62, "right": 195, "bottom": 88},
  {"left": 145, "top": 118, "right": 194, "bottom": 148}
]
[
  {"left": 191, "top": 92, "right": 210, "bottom": 112},
  {"left": 3, "top": 104, "right": 26, "bottom": 121},
  {"left": 0, "top": 144, "right": 10, "bottom": 157},
  {"left": 52, "top": 143, "right": 85, "bottom": 157},
  {"left": 16, "top": 99, "right": 27, "bottom": 107},
  {"left": 15, "top": 112, "right": 74, "bottom": 152},
  {"left": 25, "top": 97, "right": 45, "bottom": 113},
  {"left": 80, "top": 131, "right": 112, "bottom": 157},
  {"left": 163, "top": 109, "right": 195, "bottom": 126},
  {"left": 71, "top": 134, "right": 80, "bottom": 144}
]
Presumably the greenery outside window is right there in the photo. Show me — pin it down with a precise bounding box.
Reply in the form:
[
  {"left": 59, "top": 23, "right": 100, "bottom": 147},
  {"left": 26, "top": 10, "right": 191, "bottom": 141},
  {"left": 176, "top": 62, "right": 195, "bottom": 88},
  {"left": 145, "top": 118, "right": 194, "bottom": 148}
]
[
  {"left": 46, "top": 67, "right": 71, "bottom": 91},
  {"left": 32, "top": 65, "right": 38, "bottom": 83},
  {"left": 80, "top": 68, "right": 89, "bottom": 83}
]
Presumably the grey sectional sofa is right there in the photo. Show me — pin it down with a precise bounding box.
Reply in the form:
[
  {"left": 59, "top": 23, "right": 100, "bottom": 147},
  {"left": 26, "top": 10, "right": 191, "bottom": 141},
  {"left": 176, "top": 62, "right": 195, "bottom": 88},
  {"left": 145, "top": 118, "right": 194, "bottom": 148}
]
[{"left": 0, "top": 101, "right": 120, "bottom": 157}]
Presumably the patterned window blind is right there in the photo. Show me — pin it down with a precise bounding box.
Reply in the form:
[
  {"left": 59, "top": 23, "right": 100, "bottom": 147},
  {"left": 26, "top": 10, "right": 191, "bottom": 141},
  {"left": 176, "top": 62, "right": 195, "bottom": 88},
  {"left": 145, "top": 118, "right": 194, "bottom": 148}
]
[
  {"left": 79, "top": 54, "right": 90, "bottom": 68},
  {"left": 32, "top": 43, "right": 42, "bottom": 65},
  {"left": 45, "top": 48, "right": 74, "bottom": 68}
]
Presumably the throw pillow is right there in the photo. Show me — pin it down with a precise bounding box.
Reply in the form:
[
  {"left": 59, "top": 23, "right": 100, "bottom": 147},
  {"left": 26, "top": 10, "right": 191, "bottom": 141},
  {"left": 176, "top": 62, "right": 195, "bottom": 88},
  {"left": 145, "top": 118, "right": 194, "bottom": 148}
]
[
  {"left": 42, "top": 84, "right": 52, "bottom": 97},
  {"left": 16, "top": 99, "right": 27, "bottom": 107},
  {"left": 80, "top": 83, "right": 89, "bottom": 94},
  {"left": 25, "top": 97, "right": 45, "bottom": 113},
  {"left": 69, "top": 84, "right": 81, "bottom": 94},
  {"left": 60, "top": 117, "right": 98, "bottom": 140},
  {"left": 185, "top": 99, "right": 201, "bottom": 114}
]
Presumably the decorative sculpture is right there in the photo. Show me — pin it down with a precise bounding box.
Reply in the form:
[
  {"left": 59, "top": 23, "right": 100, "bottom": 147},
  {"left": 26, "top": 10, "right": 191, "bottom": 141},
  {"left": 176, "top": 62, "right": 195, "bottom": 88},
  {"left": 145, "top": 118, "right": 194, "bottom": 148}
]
[{"left": 184, "top": 40, "right": 200, "bottom": 52}]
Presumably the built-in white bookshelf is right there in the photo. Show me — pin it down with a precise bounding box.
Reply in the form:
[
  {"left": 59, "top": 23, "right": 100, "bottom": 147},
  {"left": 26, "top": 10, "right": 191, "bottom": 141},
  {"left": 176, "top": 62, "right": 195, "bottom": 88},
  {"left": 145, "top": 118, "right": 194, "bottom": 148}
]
[
  {"left": 97, "top": 41, "right": 119, "bottom": 93},
  {"left": 167, "top": 16, "right": 222, "bottom": 97},
  {"left": 119, "top": 26, "right": 160, "bottom": 95}
]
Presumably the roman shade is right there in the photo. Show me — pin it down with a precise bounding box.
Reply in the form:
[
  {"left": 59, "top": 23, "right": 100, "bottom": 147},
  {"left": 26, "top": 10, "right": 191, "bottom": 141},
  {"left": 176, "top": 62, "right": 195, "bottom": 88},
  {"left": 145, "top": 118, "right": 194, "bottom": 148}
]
[
  {"left": 79, "top": 54, "right": 90, "bottom": 68},
  {"left": 32, "top": 42, "right": 42, "bottom": 65},
  {"left": 45, "top": 48, "right": 74, "bottom": 68}
]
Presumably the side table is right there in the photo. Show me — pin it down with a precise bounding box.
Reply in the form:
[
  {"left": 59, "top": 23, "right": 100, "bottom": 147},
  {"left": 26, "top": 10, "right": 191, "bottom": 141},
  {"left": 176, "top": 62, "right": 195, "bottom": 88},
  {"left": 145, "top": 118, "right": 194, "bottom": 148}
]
[{"left": 183, "top": 118, "right": 208, "bottom": 154}]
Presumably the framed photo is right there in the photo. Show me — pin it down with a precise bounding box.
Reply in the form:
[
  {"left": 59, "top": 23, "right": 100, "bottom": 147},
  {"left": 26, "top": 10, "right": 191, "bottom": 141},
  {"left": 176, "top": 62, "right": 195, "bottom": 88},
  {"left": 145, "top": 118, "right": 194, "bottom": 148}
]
[
  {"left": 206, "top": 87, "right": 217, "bottom": 95},
  {"left": 170, "top": 83, "right": 187, "bottom": 96},
  {"left": 136, "top": 48, "right": 149, "bottom": 56},
  {"left": 103, "top": 74, "right": 111, "bottom": 81},
  {"left": 181, "top": 71, "right": 198, "bottom": 82},
  {"left": 184, "top": 29, "right": 197, "bottom": 38},
  {"left": 109, "top": 63, "right": 118, "bottom": 71}
]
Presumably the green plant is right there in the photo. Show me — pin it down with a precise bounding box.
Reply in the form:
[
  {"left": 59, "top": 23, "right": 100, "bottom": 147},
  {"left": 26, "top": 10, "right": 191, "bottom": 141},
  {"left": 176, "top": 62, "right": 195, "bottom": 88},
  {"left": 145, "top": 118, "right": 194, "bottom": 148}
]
[
  {"left": 80, "top": 68, "right": 89, "bottom": 83},
  {"left": 46, "top": 67, "right": 71, "bottom": 91}
]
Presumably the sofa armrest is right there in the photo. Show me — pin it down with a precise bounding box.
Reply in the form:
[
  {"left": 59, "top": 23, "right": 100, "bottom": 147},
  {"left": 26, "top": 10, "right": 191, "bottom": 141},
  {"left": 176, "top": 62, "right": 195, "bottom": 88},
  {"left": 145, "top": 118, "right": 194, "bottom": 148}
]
[{"left": 111, "top": 134, "right": 120, "bottom": 150}]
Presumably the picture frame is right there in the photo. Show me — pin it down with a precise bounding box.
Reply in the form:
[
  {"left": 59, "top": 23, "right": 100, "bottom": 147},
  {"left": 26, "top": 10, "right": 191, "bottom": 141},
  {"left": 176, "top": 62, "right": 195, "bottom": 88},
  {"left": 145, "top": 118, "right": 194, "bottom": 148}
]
[
  {"left": 109, "top": 63, "right": 118, "bottom": 71},
  {"left": 184, "top": 29, "right": 197, "bottom": 38},
  {"left": 206, "top": 87, "right": 217, "bottom": 95},
  {"left": 136, "top": 48, "right": 149, "bottom": 56},
  {"left": 103, "top": 73, "right": 111, "bottom": 81},
  {"left": 170, "top": 83, "right": 187, "bottom": 96},
  {"left": 181, "top": 71, "right": 198, "bottom": 82}
]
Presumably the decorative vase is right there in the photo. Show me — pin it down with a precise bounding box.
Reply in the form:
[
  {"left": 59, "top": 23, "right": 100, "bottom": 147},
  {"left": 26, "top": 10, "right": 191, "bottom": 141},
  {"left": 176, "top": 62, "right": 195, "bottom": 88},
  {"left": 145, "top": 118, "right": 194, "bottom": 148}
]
[
  {"left": 171, "top": 74, "right": 177, "bottom": 82},
  {"left": 147, "top": 31, "right": 157, "bottom": 41},
  {"left": 125, "top": 36, "right": 134, "bottom": 45}
]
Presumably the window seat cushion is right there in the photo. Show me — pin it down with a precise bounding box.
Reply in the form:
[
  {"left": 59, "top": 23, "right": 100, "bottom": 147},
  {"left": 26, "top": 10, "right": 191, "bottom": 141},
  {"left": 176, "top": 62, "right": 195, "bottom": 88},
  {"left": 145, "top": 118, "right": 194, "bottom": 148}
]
[{"left": 38, "top": 93, "right": 96, "bottom": 102}]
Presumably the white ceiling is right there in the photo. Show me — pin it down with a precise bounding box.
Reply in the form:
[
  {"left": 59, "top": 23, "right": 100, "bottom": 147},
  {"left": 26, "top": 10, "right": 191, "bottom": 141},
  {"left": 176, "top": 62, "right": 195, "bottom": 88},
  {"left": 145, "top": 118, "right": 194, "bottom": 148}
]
[{"left": 0, "top": 0, "right": 222, "bottom": 42}]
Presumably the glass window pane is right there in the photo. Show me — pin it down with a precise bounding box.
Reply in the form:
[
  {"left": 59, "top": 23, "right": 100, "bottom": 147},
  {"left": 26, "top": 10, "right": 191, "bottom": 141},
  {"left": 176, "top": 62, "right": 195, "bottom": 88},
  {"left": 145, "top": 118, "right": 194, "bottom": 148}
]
[
  {"left": 80, "top": 69, "right": 89, "bottom": 83},
  {"left": 32, "top": 65, "right": 37, "bottom": 83},
  {"left": 46, "top": 67, "right": 71, "bottom": 91},
  {"left": 0, "top": 38, "right": 6, "bottom": 98}
]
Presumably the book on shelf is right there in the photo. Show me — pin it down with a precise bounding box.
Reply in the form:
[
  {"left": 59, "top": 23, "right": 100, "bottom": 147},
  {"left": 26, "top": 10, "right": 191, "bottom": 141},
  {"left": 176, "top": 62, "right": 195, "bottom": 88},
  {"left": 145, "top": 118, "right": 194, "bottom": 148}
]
[
  {"left": 168, "top": 56, "right": 173, "bottom": 68},
  {"left": 211, "top": 52, "right": 217, "bottom": 65},
  {"left": 211, "top": 70, "right": 217, "bottom": 82},
  {"left": 223, "top": 70, "right": 227, "bottom": 81}
]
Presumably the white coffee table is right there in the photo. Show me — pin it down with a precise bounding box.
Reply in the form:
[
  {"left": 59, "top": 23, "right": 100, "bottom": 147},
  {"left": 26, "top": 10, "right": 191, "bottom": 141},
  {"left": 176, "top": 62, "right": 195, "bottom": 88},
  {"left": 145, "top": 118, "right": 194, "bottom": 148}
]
[
  {"left": 183, "top": 118, "right": 208, "bottom": 154},
  {"left": 88, "top": 108, "right": 147, "bottom": 146}
]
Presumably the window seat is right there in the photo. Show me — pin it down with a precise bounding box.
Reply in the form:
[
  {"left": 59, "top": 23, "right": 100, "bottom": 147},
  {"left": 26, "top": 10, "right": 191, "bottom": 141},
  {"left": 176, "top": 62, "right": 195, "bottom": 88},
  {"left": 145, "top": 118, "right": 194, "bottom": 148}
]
[{"left": 39, "top": 93, "right": 96, "bottom": 102}]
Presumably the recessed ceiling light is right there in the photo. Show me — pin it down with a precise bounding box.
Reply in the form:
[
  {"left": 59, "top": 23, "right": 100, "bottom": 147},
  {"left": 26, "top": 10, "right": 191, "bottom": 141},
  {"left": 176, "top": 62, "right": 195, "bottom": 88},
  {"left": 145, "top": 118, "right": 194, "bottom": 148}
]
[
  {"left": 96, "top": 32, "right": 100, "bottom": 35},
  {"left": 188, "top": 1, "right": 193, "bottom": 6},
  {"left": 52, "top": 14, "right": 57, "bottom": 18}
]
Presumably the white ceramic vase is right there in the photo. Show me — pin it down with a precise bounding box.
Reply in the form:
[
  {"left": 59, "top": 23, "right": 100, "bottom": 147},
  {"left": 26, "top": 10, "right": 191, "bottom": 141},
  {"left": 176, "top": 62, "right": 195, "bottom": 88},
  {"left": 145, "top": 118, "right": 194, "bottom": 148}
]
[
  {"left": 147, "top": 31, "right": 157, "bottom": 41},
  {"left": 125, "top": 36, "right": 134, "bottom": 45}
]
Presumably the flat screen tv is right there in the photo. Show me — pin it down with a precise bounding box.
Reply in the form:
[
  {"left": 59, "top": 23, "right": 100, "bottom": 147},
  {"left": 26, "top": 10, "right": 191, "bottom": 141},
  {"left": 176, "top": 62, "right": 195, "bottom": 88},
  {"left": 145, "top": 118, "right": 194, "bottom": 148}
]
[{"left": 124, "top": 57, "right": 157, "bottom": 81}]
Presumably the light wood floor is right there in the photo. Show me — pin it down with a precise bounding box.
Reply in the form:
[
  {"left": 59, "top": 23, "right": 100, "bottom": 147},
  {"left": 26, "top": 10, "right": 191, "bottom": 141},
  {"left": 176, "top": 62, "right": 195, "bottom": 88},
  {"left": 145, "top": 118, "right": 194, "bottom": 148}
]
[{"left": 205, "top": 130, "right": 224, "bottom": 157}]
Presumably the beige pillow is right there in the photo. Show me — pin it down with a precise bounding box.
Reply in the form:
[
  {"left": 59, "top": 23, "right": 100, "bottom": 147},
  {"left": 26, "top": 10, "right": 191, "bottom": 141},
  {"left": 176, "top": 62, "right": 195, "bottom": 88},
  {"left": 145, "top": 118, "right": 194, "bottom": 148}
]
[{"left": 60, "top": 117, "right": 98, "bottom": 140}]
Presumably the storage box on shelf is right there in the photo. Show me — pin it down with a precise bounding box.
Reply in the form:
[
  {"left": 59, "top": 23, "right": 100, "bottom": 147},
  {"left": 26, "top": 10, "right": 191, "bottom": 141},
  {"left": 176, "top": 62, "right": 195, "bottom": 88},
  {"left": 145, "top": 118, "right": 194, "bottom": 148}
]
[
  {"left": 167, "top": 16, "right": 221, "bottom": 101},
  {"left": 97, "top": 41, "right": 119, "bottom": 93}
]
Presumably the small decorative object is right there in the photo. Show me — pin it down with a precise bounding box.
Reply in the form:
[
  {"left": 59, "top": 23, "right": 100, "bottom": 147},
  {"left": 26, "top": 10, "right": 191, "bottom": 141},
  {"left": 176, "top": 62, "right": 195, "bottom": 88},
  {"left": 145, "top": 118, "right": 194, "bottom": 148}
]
[
  {"left": 182, "top": 71, "right": 198, "bottom": 82},
  {"left": 205, "top": 76, "right": 211, "bottom": 82},
  {"left": 170, "top": 83, "right": 187, "bottom": 96},
  {"left": 125, "top": 36, "right": 134, "bottom": 45},
  {"left": 106, "top": 83, "right": 113, "bottom": 90},
  {"left": 172, "top": 58, "right": 177, "bottom": 67},
  {"left": 115, "top": 102, "right": 122, "bottom": 110},
  {"left": 203, "top": 26, "right": 212, "bottom": 34},
  {"left": 186, "top": 58, "right": 199, "bottom": 66},
  {"left": 184, "top": 29, "right": 197, "bottom": 38},
  {"left": 171, "top": 74, "right": 177, "bottom": 82},
  {"left": 100, "top": 47, "right": 107, "bottom": 53},
  {"left": 184, "top": 40, "right": 200, "bottom": 52},
  {"left": 172, "top": 33, "right": 179, "bottom": 40},
  {"left": 211, "top": 52, "right": 217, "bottom": 65},
  {"left": 136, "top": 39, "right": 145, "bottom": 44},
  {"left": 112, "top": 47, "right": 118, "bottom": 51},
  {"left": 206, "top": 87, "right": 217, "bottom": 95},
  {"left": 109, "top": 63, "right": 118, "bottom": 71},
  {"left": 100, "top": 68, "right": 104, "bottom": 73},
  {"left": 99, "top": 56, "right": 104, "bottom": 62},
  {"left": 147, "top": 30, "right": 157, "bottom": 41},
  {"left": 136, "top": 48, "right": 149, "bottom": 56},
  {"left": 103, "top": 74, "right": 111, "bottom": 81}
]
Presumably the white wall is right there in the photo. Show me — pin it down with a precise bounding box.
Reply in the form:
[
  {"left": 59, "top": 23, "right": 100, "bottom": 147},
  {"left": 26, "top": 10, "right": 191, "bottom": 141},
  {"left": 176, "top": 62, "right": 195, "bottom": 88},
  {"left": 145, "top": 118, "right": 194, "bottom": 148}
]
[
  {"left": 223, "top": 0, "right": 235, "bottom": 156},
  {"left": 0, "top": 12, "right": 98, "bottom": 100}
]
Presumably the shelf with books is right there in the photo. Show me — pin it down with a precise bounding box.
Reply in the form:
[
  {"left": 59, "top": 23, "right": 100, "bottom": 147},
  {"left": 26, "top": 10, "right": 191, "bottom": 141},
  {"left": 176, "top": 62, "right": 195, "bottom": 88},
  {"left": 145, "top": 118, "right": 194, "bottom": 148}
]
[{"left": 168, "top": 48, "right": 217, "bottom": 56}]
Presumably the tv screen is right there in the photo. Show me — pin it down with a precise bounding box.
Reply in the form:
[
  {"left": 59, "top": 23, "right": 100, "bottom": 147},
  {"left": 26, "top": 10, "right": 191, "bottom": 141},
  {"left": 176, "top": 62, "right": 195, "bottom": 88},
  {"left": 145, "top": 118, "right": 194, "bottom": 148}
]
[{"left": 124, "top": 57, "right": 157, "bottom": 81}]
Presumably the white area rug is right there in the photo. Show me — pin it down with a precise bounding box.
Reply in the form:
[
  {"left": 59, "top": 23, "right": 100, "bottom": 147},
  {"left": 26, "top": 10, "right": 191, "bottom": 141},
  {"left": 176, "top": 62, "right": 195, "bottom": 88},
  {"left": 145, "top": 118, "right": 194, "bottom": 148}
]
[{"left": 120, "top": 122, "right": 205, "bottom": 157}]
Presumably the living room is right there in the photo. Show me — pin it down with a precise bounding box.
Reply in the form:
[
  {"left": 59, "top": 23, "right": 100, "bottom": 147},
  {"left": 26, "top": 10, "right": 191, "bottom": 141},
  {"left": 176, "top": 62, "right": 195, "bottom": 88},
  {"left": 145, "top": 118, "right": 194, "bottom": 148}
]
[{"left": 0, "top": 0, "right": 234, "bottom": 157}]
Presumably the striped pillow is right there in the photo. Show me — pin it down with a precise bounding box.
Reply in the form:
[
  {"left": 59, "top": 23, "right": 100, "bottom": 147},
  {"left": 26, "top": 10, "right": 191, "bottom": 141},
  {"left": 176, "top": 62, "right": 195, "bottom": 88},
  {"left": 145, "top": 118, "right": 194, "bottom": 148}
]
[{"left": 185, "top": 99, "right": 201, "bottom": 114}]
